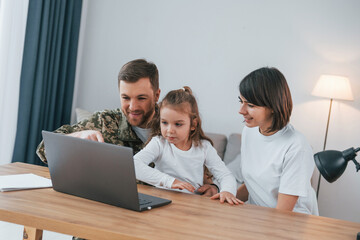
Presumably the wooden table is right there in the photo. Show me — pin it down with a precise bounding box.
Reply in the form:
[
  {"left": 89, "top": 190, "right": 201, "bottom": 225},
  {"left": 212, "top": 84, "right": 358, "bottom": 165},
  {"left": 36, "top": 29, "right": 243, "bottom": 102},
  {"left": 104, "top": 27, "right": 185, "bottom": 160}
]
[{"left": 0, "top": 162, "right": 359, "bottom": 240}]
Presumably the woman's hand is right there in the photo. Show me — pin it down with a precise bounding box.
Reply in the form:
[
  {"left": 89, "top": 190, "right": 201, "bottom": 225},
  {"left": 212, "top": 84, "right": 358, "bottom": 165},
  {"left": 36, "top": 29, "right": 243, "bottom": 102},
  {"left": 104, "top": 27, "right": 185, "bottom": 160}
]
[
  {"left": 210, "top": 191, "right": 244, "bottom": 205},
  {"left": 171, "top": 179, "right": 195, "bottom": 193}
]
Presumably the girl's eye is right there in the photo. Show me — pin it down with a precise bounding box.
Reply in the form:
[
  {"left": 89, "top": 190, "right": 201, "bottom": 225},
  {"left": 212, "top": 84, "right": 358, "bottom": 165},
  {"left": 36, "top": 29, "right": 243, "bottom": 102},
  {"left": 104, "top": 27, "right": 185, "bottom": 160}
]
[
  {"left": 161, "top": 121, "right": 168, "bottom": 125},
  {"left": 248, "top": 104, "right": 255, "bottom": 108},
  {"left": 175, "top": 123, "right": 183, "bottom": 127},
  {"left": 238, "top": 96, "right": 243, "bottom": 103}
]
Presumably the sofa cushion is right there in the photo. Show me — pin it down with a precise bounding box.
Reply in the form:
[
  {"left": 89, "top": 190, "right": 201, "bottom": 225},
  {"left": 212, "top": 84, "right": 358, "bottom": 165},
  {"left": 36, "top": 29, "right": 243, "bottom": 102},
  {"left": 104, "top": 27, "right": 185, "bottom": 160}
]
[
  {"left": 75, "top": 108, "right": 93, "bottom": 122},
  {"left": 206, "top": 132, "right": 227, "bottom": 160},
  {"left": 223, "top": 133, "right": 243, "bottom": 187},
  {"left": 223, "top": 133, "right": 241, "bottom": 165}
]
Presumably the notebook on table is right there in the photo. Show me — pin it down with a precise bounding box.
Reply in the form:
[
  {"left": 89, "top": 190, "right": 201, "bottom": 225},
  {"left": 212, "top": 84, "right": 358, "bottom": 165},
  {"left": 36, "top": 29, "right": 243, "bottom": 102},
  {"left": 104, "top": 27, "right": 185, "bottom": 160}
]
[{"left": 42, "top": 131, "right": 171, "bottom": 212}]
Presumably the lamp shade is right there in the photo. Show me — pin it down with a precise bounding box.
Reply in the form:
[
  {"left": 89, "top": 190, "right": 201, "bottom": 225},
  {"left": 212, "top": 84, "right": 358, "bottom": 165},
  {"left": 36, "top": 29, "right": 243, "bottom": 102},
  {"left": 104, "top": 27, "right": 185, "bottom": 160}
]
[
  {"left": 311, "top": 75, "right": 354, "bottom": 101},
  {"left": 314, "top": 150, "right": 348, "bottom": 183},
  {"left": 314, "top": 147, "right": 359, "bottom": 183}
]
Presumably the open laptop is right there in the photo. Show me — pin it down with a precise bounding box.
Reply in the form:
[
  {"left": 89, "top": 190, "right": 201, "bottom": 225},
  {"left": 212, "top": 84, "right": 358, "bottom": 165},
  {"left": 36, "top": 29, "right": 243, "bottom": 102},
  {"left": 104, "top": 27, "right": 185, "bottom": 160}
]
[{"left": 42, "top": 131, "right": 171, "bottom": 212}]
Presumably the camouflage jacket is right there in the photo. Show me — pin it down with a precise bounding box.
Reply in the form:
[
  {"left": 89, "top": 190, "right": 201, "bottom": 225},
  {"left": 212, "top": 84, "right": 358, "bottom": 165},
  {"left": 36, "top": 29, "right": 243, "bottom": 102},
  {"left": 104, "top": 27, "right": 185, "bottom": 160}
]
[{"left": 36, "top": 108, "right": 144, "bottom": 164}]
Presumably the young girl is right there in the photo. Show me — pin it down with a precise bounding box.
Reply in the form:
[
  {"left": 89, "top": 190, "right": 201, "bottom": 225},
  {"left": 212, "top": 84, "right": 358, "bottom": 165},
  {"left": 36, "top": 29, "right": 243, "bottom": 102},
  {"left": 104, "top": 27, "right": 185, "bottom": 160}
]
[
  {"left": 134, "top": 86, "right": 242, "bottom": 205},
  {"left": 236, "top": 67, "right": 319, "bottom": 214}
]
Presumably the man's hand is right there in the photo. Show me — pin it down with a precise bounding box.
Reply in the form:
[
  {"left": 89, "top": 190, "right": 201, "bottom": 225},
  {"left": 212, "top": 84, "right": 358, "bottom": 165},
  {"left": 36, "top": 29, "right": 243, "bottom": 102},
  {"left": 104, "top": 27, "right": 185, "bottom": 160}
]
[
  {"left": 67, "top": 130, "right": 104, "bottom": 142},
  {"left": 210, "top": 191, "right": 244, "bottom": 205},
  {"left": 196, "top": 184, "right": 218, "bottom": 197},
  {"left": 171, "top": 179, "right": 195, "bottom": 193}
]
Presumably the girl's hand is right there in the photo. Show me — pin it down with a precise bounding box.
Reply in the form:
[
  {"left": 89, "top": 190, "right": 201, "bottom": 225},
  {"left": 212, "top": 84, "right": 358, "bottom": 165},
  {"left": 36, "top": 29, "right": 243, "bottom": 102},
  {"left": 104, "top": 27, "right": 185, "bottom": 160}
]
[
  {"left": 171, "top": 179, "right": 196, "bottom": 193},
  {"left": 210, "top": 191, "right": 244, "bottom": 205}
]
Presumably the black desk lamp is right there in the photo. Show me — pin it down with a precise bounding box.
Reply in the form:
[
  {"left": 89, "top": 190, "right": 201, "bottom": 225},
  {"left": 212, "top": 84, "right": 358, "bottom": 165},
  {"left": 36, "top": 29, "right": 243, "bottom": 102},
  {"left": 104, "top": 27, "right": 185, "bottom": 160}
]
[
  {"left": 314, "top": 147, "right": 360, "bottom": 183},
  {"left": 314, "top": 147, "right": 360, "bottom": 240}
]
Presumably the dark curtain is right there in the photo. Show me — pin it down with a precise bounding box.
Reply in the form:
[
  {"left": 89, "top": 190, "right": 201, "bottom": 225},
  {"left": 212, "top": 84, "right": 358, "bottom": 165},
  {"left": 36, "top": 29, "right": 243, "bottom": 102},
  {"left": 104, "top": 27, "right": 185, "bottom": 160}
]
[{"left": 12, "top": 0, "right": 83, "bottom": 165}]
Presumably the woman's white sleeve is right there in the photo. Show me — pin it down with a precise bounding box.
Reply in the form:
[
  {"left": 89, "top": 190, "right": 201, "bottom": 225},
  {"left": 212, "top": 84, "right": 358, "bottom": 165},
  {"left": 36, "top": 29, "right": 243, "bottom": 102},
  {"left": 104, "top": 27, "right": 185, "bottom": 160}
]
[
  {"left": 133, "top": 138, "right": 175, "bottom": 189},
  {"left": 279, "top": 142, "right": 314, "bottom": 197}
]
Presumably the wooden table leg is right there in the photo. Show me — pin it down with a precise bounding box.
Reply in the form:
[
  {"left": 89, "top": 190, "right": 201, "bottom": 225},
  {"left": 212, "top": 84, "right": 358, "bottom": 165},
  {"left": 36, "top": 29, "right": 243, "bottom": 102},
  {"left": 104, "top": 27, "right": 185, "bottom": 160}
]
[{"left": 23, "top": 226, "right": 43, "bottom": 240}]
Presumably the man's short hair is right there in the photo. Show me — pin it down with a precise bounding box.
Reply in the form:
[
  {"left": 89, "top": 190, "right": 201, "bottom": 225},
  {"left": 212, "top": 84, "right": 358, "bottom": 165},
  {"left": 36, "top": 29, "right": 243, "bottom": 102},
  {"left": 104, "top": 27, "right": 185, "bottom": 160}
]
[{"left": 118, "top": 59, "right": 159, "bottom": 92}]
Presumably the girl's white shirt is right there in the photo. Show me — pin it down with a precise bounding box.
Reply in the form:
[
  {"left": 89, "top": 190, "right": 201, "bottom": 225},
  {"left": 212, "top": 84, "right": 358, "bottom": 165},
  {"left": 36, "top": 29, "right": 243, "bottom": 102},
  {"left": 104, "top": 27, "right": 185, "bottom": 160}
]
[
  {"left": 134, "top": 136, "right": 237, "bottom": 195},
  {"left": 240, "top": 124, "right": 319, "bottom": 215}
]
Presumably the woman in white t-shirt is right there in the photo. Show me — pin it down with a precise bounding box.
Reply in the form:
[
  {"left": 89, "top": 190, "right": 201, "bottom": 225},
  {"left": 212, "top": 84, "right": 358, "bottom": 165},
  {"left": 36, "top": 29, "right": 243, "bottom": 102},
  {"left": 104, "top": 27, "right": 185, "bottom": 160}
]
[{"left": 236, "top": 67, "right": 319, "bottom": 215}]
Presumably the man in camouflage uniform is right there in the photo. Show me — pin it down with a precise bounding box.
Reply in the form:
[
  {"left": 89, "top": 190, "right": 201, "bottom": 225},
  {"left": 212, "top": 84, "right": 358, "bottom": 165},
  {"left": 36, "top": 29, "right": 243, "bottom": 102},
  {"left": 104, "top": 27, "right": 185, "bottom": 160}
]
[{"left": 37, "top": 59, "right": 159, "bottom": 163}]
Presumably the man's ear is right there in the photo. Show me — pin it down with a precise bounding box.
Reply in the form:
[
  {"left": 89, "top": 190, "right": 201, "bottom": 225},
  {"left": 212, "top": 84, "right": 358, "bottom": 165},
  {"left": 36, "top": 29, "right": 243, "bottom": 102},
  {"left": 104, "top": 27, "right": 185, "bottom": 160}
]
[{"left": 154, "top": 89, "right": 161, "bottom": 102}]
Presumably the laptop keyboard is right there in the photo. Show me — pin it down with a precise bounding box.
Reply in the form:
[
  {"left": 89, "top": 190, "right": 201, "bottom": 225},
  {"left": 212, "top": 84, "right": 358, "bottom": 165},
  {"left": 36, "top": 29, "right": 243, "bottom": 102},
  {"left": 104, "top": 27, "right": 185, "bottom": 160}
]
[{"left": 139, "top": 198, "right": 152, "bottom": 206}]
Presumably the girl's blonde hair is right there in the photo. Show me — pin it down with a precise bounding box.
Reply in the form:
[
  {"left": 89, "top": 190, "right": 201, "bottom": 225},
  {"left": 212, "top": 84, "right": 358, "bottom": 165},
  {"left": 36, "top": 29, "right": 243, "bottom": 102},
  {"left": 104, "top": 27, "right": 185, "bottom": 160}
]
[{"left": 148, "top": 86, "right": 213, "bottom": 147}]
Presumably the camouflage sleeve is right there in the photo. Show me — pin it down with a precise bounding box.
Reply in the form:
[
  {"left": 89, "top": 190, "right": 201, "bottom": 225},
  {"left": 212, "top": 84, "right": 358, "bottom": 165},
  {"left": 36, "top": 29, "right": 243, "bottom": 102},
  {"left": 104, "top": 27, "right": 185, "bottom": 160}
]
[{"left": 36, "top": 112, "right": 105, "bottom": 164}]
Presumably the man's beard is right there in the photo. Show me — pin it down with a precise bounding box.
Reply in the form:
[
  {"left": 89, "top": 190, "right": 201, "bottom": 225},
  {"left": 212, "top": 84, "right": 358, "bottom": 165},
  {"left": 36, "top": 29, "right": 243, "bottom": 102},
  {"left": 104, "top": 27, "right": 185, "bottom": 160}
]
[{"left": 126, "top": 105, "right": 155, "bottom": 128}]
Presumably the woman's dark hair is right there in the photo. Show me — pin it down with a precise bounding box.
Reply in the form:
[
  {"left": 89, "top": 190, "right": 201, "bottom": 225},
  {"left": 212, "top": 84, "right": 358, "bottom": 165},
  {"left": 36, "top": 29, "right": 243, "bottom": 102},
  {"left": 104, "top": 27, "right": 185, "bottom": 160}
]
[
  {"left": 148, "top": 86, "right": 213, "bottom": 146},
  {"left": 239, "top": 67, "right": 292, "bottom": 133}
]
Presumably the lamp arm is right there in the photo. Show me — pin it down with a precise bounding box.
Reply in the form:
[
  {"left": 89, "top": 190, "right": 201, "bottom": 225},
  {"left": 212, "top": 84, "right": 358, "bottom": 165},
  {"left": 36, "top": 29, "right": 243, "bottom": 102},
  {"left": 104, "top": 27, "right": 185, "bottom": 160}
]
[
  {"left": 350, "top": 147, "right": 360, "bottom": 172},
  {"left": 351, "top": 159, "right": 360, "bottom": 172}
]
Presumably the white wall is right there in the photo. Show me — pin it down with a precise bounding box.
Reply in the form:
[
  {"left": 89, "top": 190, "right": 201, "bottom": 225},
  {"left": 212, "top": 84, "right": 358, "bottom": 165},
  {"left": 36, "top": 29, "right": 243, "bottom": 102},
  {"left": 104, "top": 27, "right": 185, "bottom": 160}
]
[{"left": 73, "top": 0, "right": 360, "bottom": 223}]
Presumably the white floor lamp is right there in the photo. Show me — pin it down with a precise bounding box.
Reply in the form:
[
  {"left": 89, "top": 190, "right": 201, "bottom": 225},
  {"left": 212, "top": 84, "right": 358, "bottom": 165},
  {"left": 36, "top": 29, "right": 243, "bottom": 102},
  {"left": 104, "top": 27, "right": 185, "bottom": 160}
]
[{"left": 311, "top": 74, "right": 354, "bottom": 199}]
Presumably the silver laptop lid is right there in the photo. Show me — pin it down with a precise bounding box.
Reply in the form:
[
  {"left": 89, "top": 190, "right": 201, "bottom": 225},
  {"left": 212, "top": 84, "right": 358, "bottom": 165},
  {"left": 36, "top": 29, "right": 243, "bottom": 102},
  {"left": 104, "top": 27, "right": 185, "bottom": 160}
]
[{"left": 42, "top": 131, "right": 141, "bottom": 211}]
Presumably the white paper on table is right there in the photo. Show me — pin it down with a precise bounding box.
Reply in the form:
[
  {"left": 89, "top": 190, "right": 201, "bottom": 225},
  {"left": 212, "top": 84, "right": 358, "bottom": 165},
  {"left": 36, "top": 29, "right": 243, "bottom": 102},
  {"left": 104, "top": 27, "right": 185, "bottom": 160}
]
[{"left": 0, "top": 173, "right": 52, "bottom": 192}]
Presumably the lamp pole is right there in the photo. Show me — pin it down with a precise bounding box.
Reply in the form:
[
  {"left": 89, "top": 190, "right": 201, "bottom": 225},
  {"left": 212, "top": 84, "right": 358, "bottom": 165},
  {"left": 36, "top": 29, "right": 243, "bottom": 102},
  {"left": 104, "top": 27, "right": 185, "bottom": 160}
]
[{"left": 316, "top": 98, "right": 333, "bottom": 199}]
